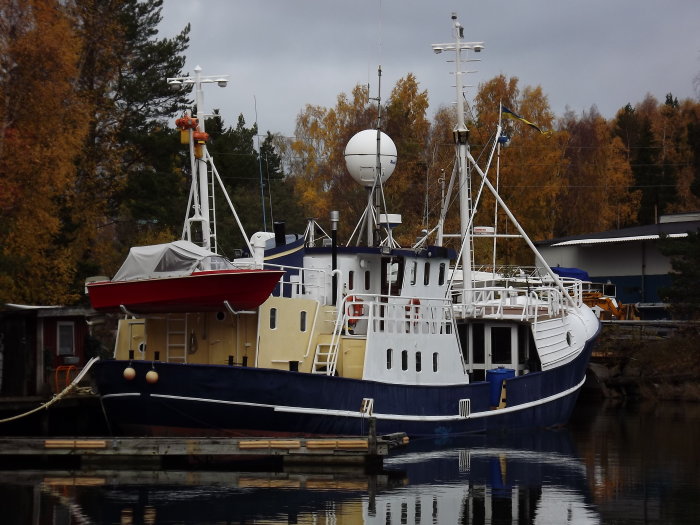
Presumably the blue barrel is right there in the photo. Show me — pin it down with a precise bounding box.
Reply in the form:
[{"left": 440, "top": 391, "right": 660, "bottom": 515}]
[{"left": 486, "top": 368, "right": 515, "bottom": 406}]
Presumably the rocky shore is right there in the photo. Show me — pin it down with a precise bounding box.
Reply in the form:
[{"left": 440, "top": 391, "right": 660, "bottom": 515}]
[{"left": 587, "top": 323, "right": 700, "bottom": 401}]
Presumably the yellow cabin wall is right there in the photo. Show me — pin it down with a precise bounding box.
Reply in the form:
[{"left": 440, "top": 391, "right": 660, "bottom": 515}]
[
  {"left": 113, "top": 319, "right": 145, "bottom": 359},
  {"left": 257, "top": 296, "right": 325, "bottom": 372},
  {"left": 337, "top": 337, "right": 366, "bottom": 379},
  {"left": 111, "top": 298, "right": 367, "bottom": 378},
  {"left": 114, "top": 311, "right": 260, "bottom": 365}
]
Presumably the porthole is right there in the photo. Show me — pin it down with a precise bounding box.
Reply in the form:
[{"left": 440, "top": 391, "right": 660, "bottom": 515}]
[
  {"left": 401, "top": 350, "right": 408, "bottom": 371},
  {"left": 216, "top": 311, "right": 226, "bottom": 321},
  {"left": 566, "top": 331, "right": 573, "bottom": 346}
]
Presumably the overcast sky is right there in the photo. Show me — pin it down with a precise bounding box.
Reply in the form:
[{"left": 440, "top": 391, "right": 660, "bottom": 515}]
[{"left": 159, "top": 1, "right": 700, "bottom": 138}]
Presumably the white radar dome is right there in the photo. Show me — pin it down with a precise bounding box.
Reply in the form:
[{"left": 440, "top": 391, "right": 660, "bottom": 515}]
[{"left": 344, "top": 129, "right": 397, "bottom": 187}]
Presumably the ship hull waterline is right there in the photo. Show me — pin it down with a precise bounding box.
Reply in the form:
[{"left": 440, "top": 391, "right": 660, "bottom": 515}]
[{"left": 94, "top": 329, "right": 598, "bottom": 438}]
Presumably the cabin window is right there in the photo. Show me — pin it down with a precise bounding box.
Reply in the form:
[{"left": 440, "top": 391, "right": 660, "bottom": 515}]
[
  {"left": 381, "top": 257, "right": 404, "bottom": 296},
  {"left": 415, "top": 351, "right": 422, "bottom": 372},
  {"left": 300, "top": 311, "right": 307, "bottom": 332},
  {"left": 518, "top": 325, "right": 529, "bottom": 364},
  {"left": 401, "top": 350, "right": 408, "bottom": 371},
  {"left": 410, "top": 261, "right": 417, "bottom": 285},
  {"left": 424, "top": 262, "right": 430, "bottom": 285},
  {"left": 386, "top": 348, "right": 393, "bottom": 369},
  {"left": 57, "top": 322, "right": 75, "bottom": 356},
  {"left": 472, "top": 323, "right": 485, "bottom": 364},
  {"left": 438, "top": 263, "right": 446, "bottom": 285},
  {"left": 348, "top": 270, "right": 354, "bottom": 290},
  {"left": 491, "top": 326, "right": 512, "bottom": 364},
  {"left": 269, "top": 308, "right": 277, "bottom": 329},
  {"left": 364, "top": 270, "right": 371, "bottom": 291},
  {"left": 432, "top": 352, "right": 439, "bottom": 372}
]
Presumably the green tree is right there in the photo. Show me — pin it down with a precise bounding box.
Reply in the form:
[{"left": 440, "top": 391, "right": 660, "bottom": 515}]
[
  {"left": 67, "top": 0, "right": 190, "bottom": 283},
  {"left": 201, "top": 113, "right": 303, "bottom": 256},
  {"left": 658, "top": 231, "right": 700, "bottom": 319}
]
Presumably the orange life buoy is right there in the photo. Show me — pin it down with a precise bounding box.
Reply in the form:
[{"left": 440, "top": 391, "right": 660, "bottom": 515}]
[
  {"left": 346, "top": 296, "right": 364, "bottom": 326},
  {"left": 175, "top": 116, "right": 198, "bottom": 130},
  {"left": 192, "top": 130, "right": 210, "bottom": 143},
  {"left": 405, "top": 298, "right": 420, "bottom": 322}
]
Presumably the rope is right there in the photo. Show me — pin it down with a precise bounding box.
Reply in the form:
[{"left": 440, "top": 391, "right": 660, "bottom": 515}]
[{"left": 0, "top": 357, "right": 100, "bottom": 424}]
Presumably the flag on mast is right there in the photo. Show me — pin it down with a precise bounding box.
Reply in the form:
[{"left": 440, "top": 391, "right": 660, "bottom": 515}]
[{"left": 502, "top": 106, "right": 551, "bottom": 135}]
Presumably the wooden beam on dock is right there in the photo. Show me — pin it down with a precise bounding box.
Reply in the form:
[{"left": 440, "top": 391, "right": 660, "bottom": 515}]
[{"left": 0, "top": 433, "right": 409, "bottom": 468}]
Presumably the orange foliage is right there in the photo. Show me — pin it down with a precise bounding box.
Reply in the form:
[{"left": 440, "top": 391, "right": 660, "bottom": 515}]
[{"left": 0, "top": 0, "right": 89, "bottom": 303}]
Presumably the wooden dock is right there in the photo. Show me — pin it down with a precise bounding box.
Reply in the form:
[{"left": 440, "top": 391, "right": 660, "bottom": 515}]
[{"left": 0, "top": 432, "right": 409, "bottom": 469}]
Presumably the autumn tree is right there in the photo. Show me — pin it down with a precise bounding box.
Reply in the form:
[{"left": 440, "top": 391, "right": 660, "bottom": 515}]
[
  {"left": 291, "top": 83, "right": 376, "bottom": 240},
  {"left": 556, "top": 107, "right": 639, "bottom": 235},
  {"left": 0, "top": 0, "right": 89, "bottom": 303},
  {"left": 472, "top": 75, "right": 568, "bottom": 264}
]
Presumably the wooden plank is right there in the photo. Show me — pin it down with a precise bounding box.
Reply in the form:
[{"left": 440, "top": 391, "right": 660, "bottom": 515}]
[
  {"left": 306, "top": 440, "right": 338, "bottom": 449},
  {"left": 336, "top": 439, "right": 368, "bottom": 449}
]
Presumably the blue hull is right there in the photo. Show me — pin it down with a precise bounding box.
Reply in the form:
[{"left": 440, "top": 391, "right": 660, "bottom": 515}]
[{"left": 94, "top": 335, "right": 596, "bottom": 437}]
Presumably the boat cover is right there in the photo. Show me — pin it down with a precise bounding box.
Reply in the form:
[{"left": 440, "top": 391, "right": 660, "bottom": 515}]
[
  {"left": 550, "top": 266, "right": 589, "bottom": 280},
  {"left": 112, "top": 240, "right": 227, "bottom": 281}
]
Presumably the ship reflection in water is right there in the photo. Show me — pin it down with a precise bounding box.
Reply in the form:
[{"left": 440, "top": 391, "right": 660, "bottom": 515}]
[{"left": 1, "top": 429, "right": 600, "bottom": 524}]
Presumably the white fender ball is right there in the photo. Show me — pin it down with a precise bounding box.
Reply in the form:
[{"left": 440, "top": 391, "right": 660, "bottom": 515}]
[
  {"left": 123, "top": 367, "right": 136, "bottom": 380},
  {"left": 145, "top": 370, "right": 159, "bottom": 384}
]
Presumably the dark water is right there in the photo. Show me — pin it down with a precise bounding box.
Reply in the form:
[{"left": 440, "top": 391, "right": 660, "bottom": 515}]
[{"left": 1, "top": 399, "right": 699, "bottom": 524}]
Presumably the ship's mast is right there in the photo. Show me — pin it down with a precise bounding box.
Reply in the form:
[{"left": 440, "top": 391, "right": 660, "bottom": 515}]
[
  {"left": 432, "top": 13, "right": 484, "bottom": 300},
  {"left": 167, "top": 66, "right": 229, "bottom": 252}
]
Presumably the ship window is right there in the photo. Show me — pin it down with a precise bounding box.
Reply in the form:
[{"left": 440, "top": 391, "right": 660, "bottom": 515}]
[
  {"left": 269, "top": 308, "right": 277, "bottom": 329},
  {"left": 491, "top": 326, "right": 512, "bottom": 364},
  {"left": 472, "top": 323, "right": 485, "bottom": 364},
  {"left": 57, "top": 322, "right": 75, "bottom": 356},
  {"left": 433, "top": 352, "right": 439, "bottom": 372},
  {"left": 438, "top": 263, "right": 446, "bottom": 285},
  {"left": 518, "top": 324, "right": 529, "bottom": 364},
  {"left": 348, "top": 271, "right": 354, "bottom": 290},
  {"left": 364, "top": 270, "right": 371, "bottom": 290},
  {"left": 300, "top": 311, "right": 307, "bottom": 332},
  {"left": 424, "top": 262, "right": 430, "bottom": 285},
  {"left": 401, "top": 350, "right": 408, "bottom": 371},
  {"left": 415, "top": 351, "right": 422, "bottom": 372},
  {"left": 387, "top": 348, "right": 393, "bottom": 369},
  {"left": 410, "top": 261, "right": 417, "bottom": 285}
]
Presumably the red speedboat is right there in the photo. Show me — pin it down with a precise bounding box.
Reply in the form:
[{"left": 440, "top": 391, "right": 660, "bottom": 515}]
[{"left": 87, "top": 240, "right": 283, "bottom": 314}]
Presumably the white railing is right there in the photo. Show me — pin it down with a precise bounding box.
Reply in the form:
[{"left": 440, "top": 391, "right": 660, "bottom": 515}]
[
  {"left": 261, "top": 263, "right": 334, "bottom": 305},
  {"left": 315, "top": 294, "right": 457, "bottom": 376},
  {"left": 452, "top": 284, "right": 570, "bottom": 325}
]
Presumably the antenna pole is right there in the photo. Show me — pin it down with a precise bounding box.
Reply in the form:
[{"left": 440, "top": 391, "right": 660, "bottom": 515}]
[{"left": 432, "top": 13, "right": 484, "bottom": 301}]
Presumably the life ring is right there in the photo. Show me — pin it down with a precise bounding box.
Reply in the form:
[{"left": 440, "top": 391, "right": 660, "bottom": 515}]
[
  {"left": 405, "top": 298, "right": 421, "bottom": 323},
  {"left": 346, "top": 296, "right": 364, "bottom": 326}
]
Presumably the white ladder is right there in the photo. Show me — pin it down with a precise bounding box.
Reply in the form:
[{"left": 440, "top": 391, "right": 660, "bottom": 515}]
[
  {"left": 166, "top": 314, "right": 188, "bottom": 363},
  {"left": 311, "top": 342, "right": 339, "bottom": 375}
]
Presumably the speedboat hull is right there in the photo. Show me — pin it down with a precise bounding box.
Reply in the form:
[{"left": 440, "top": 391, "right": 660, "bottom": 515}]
[{"left": 87, "top": 269, "right": 284, "bottom": 314}]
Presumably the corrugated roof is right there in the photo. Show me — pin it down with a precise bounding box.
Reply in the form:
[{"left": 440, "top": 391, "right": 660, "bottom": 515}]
[
  {"left": 551, "top": 233, "right": 688, "bottom": 247},
  {"left": 537, "top": 220, "right": 700, "bottom": 247}
]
